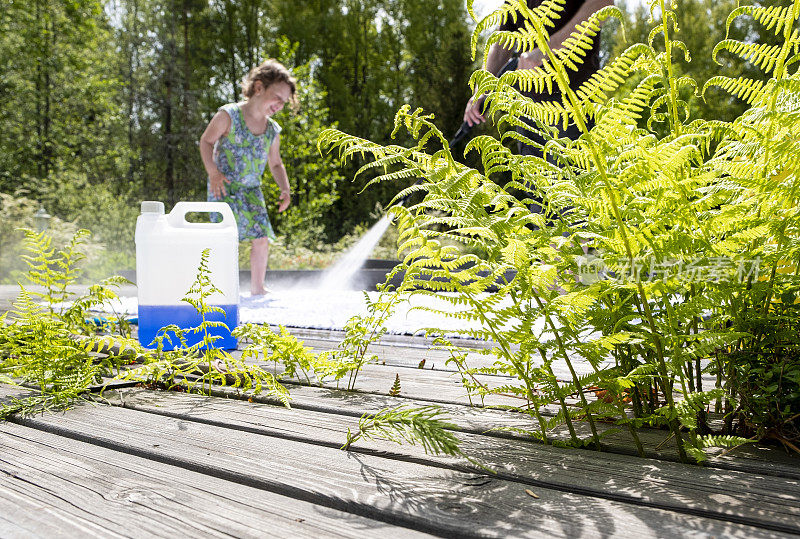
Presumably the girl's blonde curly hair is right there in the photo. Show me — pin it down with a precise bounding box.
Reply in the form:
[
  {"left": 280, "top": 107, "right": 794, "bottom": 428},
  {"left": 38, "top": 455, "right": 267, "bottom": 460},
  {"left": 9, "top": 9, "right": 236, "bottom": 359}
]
[{"left": 242, "top": 59, "right": 298, "bottom": 111}]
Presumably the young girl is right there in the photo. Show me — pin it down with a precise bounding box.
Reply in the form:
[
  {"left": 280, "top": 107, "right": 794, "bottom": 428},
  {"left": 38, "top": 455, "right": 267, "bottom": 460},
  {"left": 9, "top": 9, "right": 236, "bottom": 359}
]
[{"left": 199, "top": 59, "right": 297, "bottom": 295}]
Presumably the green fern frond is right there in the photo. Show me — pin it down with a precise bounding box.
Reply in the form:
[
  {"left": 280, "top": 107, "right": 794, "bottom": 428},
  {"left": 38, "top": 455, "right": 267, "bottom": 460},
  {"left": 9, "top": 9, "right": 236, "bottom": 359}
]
[
  {"left": 684, "top": 434, "right": 754, "bottom": 463},
  {"left": 341, "top": 405, "right": 467, "bottom": 459},
  {"left": 713, "top": 40, "right": 784, "bottom": 75},
  {"left": 647, "top": 11, "right": 678, "bottom": 50},
  {"left": 696, "top": 433, "right": 755, "bottom": 449},
  {"left": 477, "top": 0, "right": 568, "bottom": 60},
  {"left": 670, "top": 39, "right": 692, "bottom": 63},
  {"left": 551, "top": 5, "right": 622, "bottom": 72},
  {"left": 493, "top": 90, "right": 572, "bottom": 130},
  {"left": 471, "top": 0, "right": 539, "bottom": 59},
  {"left": 726, "top": 4, "right": 797, "bottom": 38},
  {"left": 575, "top": 43, "right": 653, "bottom": 105},
  {"left": 317, "top": 128, "right": 393, "bottom": 165},
  {"left": 593, "top": 74, "right": 660, "bottom": 141},
  {"left": 551, "top": 290, "right": 598, "bottom": 324},
  {"left": 703, "top": 76, "right": 768, "bottom": 105},
  {"left": 19, "top": 228, "right": 92, "bottom": 311},
  {"left": 474, "top": 64, "right": 556, "bottom": 96}
]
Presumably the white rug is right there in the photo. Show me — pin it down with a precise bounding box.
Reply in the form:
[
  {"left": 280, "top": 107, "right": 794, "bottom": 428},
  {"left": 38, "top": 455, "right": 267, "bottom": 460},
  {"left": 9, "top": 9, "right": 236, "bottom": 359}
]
[{"left": 86, "top": 289, "right": 545, "bottom": 337}]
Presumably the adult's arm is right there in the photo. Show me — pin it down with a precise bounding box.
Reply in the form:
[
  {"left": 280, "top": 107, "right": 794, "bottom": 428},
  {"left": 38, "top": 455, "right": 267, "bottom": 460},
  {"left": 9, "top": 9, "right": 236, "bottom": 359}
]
[
  {"left": 267, "top": 134, "right": 291, "bottom": 212},
  {"left": 200, "top": 111, "right": 232, "bottom": 198},
  {"left": 464, "top": 0, "right": 614, "bottom": 125},
  {"left": 518, "top": 0, "right": 614, "bottom": 69},
  {"left": 463, "top": 43, "right": 516, "bottom": 126}
]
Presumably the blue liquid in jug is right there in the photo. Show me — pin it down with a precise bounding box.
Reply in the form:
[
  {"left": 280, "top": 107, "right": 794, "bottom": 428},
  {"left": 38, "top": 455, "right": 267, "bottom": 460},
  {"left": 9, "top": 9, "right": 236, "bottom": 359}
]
[{"left": 138, "top": 304, "right": 239, "bottom": 350}]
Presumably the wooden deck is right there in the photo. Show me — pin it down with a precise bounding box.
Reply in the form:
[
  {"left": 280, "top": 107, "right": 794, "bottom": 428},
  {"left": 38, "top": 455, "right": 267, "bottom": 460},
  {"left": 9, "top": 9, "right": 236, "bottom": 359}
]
[{"left": 1, "top": 286, "right": 799, "bottom": 537}]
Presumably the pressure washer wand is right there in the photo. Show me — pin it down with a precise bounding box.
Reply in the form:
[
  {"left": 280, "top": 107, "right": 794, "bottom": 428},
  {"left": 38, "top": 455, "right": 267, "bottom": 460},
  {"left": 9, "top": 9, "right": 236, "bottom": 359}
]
[
  {"left": 448, "top": 55, "right": 519, "bottom": 148},
  {"left": 399, "top": 56, "right": 519, "bottom": 207}
]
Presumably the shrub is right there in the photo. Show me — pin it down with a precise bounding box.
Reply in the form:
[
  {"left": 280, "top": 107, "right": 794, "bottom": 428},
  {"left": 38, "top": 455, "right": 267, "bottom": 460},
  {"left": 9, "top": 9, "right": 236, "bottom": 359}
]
[
  {"left": 320, "top": 0, "right": 800, "bottom": 461},
  {"left": 0, "top": 229, "right": 138, "bottom": 418},
  {"left": 34, "top": 170, "right": 139, "bottom": 277}
]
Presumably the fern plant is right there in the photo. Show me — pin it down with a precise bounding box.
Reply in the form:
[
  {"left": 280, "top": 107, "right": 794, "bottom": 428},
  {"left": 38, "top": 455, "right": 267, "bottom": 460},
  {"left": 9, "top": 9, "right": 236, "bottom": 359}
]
[
  {"left": 196, "top": 266, "right": 406, "bottom": 392},
  {"left": 19, "top": 228, "right": 88, "bottom": 314},
  {"left": 234, "top": 323, "right": 331, "bottom": 385},
  {"left": 118, "top": 248, "right": 290, "bottom": 405},
  {"left": 0, "top": 229, "right": 140, "bottom": 418},
  {"left": 320, "top": 0, "right": 800, "bottom": 461},
  {"left": 324, "top": 273, "right": 405, "bottom": 390},
  {"left": 233, "top": 273, "right": 404, "bottom": 390},
  {"left": 699, "top": 1, "right": 800, "bottom": 450}
]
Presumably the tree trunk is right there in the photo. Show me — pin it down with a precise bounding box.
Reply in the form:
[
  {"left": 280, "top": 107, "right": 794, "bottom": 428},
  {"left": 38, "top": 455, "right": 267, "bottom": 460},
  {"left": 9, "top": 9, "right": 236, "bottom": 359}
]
[
  {"left": 165, "top": 77, "right": 174, "bottom": 205},
  {"left": 42, "top": 10, "right": 53, "bottom": 177},
  {"left": 224, "top": 0, "right": 238, "bottom": 102},
  {"left": 127, "top": 0, "right": 141, "bottom": 190},
  {"left": 181, "top": 0, "right": 191, "bottom": 198},
  {"left": 164, "top": 3, "right": 177, "bottom": 205}
]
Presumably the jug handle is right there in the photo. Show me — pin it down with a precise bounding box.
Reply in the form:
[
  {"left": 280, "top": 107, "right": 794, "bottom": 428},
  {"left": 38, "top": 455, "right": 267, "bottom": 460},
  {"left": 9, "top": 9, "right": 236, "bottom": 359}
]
[{"left": 167, "top": 201, "right": 236, "bottom": 227}]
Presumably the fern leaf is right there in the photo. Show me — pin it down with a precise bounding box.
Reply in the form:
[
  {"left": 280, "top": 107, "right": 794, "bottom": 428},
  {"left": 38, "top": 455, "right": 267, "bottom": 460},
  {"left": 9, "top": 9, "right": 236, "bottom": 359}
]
[
  {"left": 726, "top": 4, "right": 797, "bottom": 38},
  {"left": 713, "top": 40, "right": 784, "bottom": 75}
]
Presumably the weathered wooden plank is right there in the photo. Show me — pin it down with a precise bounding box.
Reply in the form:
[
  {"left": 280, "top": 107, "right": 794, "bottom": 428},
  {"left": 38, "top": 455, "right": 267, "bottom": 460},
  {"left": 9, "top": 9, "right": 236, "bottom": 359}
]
[
  {"left": 288, "top": 327, "right": 492, "bottom": 351},
  {"left": 266, "top": 363, "right": 700, "bottom": 452},
  {"left": 202, "top": 382, "right": 800, "bottom": 479},
  {"left": 0, "top": 387, "right": 39, "bottom": 406},
  {"left": 290, "top": 331, "right": 496, "bottom": 370},
  {"left": 285, "top": 328, "right": 718, "bottom": 391},
  {"left": 107, "top": 388, "right": 800, "bottom": 536},
  {"left": 243, "top": 357, "right": 543, "bottom": 410},
  {"left": 0, "top": 490, "right": 124, "bottom": 539},
  {"left": 318, "top": 362, "right": 519, "bottom": 407},
  {"left": 252, "top": 331, "right": 606, "bottom": 382},
  {"left": 0, "top": 421, "right": 431, "bottom": 538},
  {"left": 12, "top": 400, "right": 782, "bottom": 538}
]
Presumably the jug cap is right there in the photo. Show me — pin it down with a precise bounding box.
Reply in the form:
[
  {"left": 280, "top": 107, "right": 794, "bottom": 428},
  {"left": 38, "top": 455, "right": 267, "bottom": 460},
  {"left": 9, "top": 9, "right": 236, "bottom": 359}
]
[{"left": 141, "top": 201, "right": 165, "bottom": 214}]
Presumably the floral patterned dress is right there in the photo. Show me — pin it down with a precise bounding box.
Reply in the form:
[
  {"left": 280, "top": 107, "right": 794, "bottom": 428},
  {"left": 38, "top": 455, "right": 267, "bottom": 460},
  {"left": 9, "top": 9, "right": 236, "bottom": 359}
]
[{"left": 208, "top": 102, "right": 281, "bottom": 241}]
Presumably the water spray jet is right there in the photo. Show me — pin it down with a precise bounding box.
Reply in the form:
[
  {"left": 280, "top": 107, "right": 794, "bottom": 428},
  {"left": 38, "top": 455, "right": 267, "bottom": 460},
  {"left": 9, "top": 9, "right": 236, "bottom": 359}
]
[{"left": 316, "top": 56, "right": 520, "bottom": 292}]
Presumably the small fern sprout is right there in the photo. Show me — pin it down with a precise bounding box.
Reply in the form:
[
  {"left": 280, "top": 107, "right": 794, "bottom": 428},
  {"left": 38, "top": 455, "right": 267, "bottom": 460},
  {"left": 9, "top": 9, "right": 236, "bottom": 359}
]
[
  {"left": 388, "top": 373, "right": 401, "bottom": 396},
  {"left": 341, "top": 405, "right": 489, "bottom": 470},
  {"left": 323, "top": 274, "right": 405, "bottom": 391}
]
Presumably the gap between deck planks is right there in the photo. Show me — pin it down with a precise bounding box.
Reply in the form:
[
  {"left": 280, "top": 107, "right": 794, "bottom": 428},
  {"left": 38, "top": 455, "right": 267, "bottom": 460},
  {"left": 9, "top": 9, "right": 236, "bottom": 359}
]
[
  {"left": 267, "top": 382, "right": 800, "bottom": 478},
  {"left": 5, "top": 390, "right": 781, "bottom": 539},
  {"left": 0, "top": 420, "right": 430, "bottom": 539},
  {"left": 176, "top": 356, "right": 795, "bottom": 474},
  {"left": 94, "top": 348, "right": 799, "bottom": 475},
  {"left": 284, "top": 327, "right": 719, "bottom": 390},
  {"left": 103, "top": 387, "right": 800, "bottom": 537}
]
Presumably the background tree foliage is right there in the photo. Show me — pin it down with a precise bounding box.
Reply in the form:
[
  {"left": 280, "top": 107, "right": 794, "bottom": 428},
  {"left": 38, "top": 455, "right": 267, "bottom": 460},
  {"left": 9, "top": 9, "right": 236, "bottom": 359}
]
[
  {"left": 0, "top": 0, "right": 124, "bottom": 188},
  {"left": 1, "top": 0, "right": 476, "bottom": 263},
  {"left": 603, "top": 0, "right": 776, "bottom": 125},
  {"left": 0, "top": 0, "right": 778, "bottom": 272}
]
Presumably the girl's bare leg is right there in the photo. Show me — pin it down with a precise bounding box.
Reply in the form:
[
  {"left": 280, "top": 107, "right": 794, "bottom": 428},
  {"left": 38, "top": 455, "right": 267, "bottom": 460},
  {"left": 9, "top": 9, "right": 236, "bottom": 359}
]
[{"left": 250, "top": 237, "right": 270, "bottom": 295}]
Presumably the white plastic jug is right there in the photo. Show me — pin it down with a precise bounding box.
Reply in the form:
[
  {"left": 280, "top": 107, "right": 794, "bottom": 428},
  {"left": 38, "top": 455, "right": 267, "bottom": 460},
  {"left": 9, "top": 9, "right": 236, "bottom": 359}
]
[{"left": 135, "top": 201, "right": 239, "bottom": 350}]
